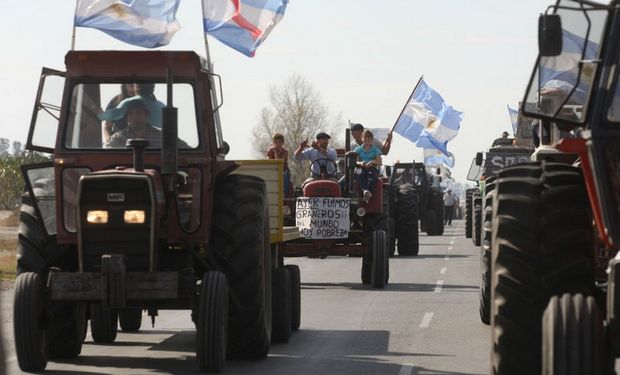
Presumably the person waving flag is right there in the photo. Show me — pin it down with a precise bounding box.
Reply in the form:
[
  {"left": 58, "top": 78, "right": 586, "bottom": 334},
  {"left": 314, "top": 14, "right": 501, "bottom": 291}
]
[{"left": 203, "top": 0, "right": 289, "bottom": 57}]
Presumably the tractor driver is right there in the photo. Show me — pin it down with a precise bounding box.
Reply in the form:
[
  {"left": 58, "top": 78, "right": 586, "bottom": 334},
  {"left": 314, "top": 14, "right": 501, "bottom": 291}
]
[
  {"left": 294, "top": 132, "right": 337, "bottom": 183},
  {"left": 103, "top": 97, "right": 164, "bottom": 148}
]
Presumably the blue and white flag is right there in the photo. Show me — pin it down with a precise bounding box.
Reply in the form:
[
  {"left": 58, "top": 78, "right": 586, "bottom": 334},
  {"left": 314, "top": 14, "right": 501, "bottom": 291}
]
[
  {"left": 75, "top": 0, "right": 181, "bottom": 48},
  {"left": 539, "top": 29, "right": 599, "bottom": 102},
  {"left": 507, "top": 105, "right": 518, "bottom": 135},
  {"left": 393, "top": 79, "right": 463, "bottom": 156},
  {"left": 203, "top": 0, "right": 289, "bottom": 57},
  {"left": 424, "top": 148, "right": 455, "bottom": 168}
]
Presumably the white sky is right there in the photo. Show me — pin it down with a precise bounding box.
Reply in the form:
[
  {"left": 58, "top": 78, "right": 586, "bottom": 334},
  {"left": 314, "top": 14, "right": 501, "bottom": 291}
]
[{"left": 0, "top": 0, "right": 551, "bottom": 182}]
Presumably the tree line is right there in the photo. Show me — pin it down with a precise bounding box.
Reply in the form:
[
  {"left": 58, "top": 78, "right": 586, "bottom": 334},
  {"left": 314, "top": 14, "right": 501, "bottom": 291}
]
[{"left": 0, "top": 139, "right": 51, "bottom": 210}]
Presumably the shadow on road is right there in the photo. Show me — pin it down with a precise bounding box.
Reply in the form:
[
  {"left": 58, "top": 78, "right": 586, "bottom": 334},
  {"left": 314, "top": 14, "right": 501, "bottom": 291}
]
[
  {"left": 301, "top": 282, "right": 477, "bottom": 293},
  {"left": 50, "top": 328, "right": 459, "bottom": 375}
]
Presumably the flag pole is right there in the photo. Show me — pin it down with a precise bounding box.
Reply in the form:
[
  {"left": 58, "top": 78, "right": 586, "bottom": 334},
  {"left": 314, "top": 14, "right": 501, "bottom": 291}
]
[
  {"left": 71, "top": 0, "right": 79, "bottom": 50},
  {"left": 390, "top": 75, "right": 424, "bottom": 133}
]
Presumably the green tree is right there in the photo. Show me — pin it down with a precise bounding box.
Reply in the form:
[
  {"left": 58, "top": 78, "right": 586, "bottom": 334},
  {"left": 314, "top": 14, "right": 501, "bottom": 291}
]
[{"left": 0, "top": 145, "right": 52, "bottom": 210}]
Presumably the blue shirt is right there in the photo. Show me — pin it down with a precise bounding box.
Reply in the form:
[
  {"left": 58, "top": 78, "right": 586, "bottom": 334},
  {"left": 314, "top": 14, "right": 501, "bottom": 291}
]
[
  {"left": 297, "top": 147, "right": 337, "bottom": 176},
  {"left": 354, "top": 144, "right": 382, "bottom": 162}
]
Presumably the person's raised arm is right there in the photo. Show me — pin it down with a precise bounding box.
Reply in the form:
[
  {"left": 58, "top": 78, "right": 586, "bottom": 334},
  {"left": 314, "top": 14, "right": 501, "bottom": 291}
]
[
  {"left": 294, "top": 139, "right": 309, "bottom": 159},
  {"left": 381, "top": 131, "right": 393, "bottom": 155}
]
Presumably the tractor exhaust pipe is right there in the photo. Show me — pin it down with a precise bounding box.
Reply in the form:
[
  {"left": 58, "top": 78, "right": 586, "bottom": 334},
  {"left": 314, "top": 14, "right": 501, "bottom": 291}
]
[{"left": 161, "top": 67, "right": 178, "bottom": 192}]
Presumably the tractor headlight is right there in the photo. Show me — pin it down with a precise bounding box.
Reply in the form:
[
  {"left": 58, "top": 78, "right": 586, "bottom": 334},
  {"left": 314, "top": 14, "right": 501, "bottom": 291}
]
[
  {"left": 356, "top": 207, "right": 366, "bottom": 217},
  {"left": 124, "top": 210, "right": 146, "bottom": 224},
  {"left": 86, "top": 210, "right": 108, "bottom": 224},
  {"left": 283, "top": 205, "right": 291, "bottom": 216}
]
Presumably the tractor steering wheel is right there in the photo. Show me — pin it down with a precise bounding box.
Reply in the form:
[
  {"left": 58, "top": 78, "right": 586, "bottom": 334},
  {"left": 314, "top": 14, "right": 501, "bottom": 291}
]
[{"left": 310, "top": 158, "right": 338, "bottom": 179}]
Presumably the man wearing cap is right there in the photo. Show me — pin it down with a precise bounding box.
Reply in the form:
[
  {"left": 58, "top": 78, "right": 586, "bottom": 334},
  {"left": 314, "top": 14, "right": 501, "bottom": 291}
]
[
  {"left": 294, "top": 132, "right": 337, "bottom": 179},
  {"left": 350, "top": 123, "right": 393, "bottom": 155},
  {"left": 103, "top": 97, "right": 163, "bottom": 148}
]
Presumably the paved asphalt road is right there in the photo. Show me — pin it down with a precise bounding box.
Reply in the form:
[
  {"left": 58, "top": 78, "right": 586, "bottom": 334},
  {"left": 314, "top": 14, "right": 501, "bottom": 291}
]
[{"left": 1, "top": 220, "right": 491, "bottom": 374}]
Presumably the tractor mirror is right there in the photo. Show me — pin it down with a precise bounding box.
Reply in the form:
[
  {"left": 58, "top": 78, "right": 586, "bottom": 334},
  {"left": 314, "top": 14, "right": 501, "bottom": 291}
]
[
  {"left": 436, "top": 167, "right": 441, "bottom": 175},
  {"left": 539, "top": 14, "right": 563, "bottom": 57},
  {"left": 219, "top": 141, "right": 230, "bottom": 155},
  {"left": 475, "top": 152, "right": 483, "bottom": 166},
  {"left": 385, "top": 165, "right": 392, "bottom": 177}
]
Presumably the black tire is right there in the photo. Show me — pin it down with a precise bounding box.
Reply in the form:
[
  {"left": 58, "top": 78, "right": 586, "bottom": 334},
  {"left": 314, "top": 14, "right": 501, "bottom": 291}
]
[
  {"left": 90, "top": 305, "right": 118, "bottom": 343},
  {"left": 17, "top": 192, "right": 86, "bottom": 358},
  {"left": 119, "top": 308, "right": 142, "bottom": 332},
  {"left": 491, "top": 162, "right": 595, "bottom": 375},
  {"left": 472, "top": 194, "right": 482, "bottom": 246},
  {"left": 479, "top": 177, "right": 496, "bottom": 325},
  {"left": 394, "top": 184, "right": 419, "bottom": 256},
  {"left": 197, "top": 271, "right": 229, "bottom": 373},
  {"left": 361, "top": 255, "right": 371, "bottom": 285},
  {"left": 465, "top": 189, "right": 475, "bottom": 238},
  {"left": 542, "top": 294, "right": 607, "bottom": 375},
  {"left": 271, "top": 267, "right": 292, "bottom": 343},
  {"left": 14, "top": 272, "right": 48, "bottom": 372},
  {"left": 285, "top": 264, "right": 301, "bottom": 331},
  {"left": 371, "top": 230, "right": 388, "bottom": 289},
  {"left": 383, "top": 185, "right": 397, "bottom": 256},
  {"left": 210, "top": 174, "right": 272, "bottom": 358},
  {"left": 425, "top": 210, "right": 437, "bottom": 236}
]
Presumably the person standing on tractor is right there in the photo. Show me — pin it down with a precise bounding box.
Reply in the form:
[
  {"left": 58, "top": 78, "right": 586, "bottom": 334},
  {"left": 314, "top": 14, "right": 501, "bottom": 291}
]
[
  {"left": 350, "top": 123, "right": 393, "bottom": 155},
  {"left": 267, "top": 133, "right": 291, "bottom": 196},
  {"left": 353, "top": 129, "right": 382, "bottom": 202},
  {"left": 294, "top": 132, "right": 337, "bottom": 182},
  {"left": 443, "top": 189, "right": 457, "bottom": 225}
]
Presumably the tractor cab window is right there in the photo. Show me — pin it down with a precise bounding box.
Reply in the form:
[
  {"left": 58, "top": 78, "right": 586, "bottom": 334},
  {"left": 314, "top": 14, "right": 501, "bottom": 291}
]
[
  {"left": 523, "top": 3, "right": 607, "bottom": 123},
  {"left": 65, "top": 82, "right": 199, "bottom": 149}
]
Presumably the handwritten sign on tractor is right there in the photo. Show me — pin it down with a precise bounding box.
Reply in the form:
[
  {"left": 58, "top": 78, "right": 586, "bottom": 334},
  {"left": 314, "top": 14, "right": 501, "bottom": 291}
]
[{"left": 295, "top": 197, "right": 350, "bottom": 239}]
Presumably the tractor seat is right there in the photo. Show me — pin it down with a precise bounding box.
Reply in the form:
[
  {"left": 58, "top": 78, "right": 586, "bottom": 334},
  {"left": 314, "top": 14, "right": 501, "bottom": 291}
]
[{"left": 303, "top": 178, "right": 342, "bottom": 197}]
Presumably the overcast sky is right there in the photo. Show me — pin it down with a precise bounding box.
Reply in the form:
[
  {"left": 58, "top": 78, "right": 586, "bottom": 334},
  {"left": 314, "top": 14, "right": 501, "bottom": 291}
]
[{"left": 0, "top": 1, "right": 552, "bottom": 182}]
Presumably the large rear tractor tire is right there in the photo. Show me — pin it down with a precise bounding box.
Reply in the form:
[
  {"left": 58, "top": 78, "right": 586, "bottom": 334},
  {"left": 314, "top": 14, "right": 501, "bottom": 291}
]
[
  {"left": 197, "top": 271, "right": 229, "bottom": 373},
  {"left": 14, "top": 272, "right": 48, "bottom": 373},
  {"left": 17, "top": 192, "right": 86, "bottom": 358},
  {"left": 394, "top": 184, "right": 419, "bottom": 256},
  {"left": 210, "top": 174, "right": 272, "bottom": 358},
  {"left": 479, "top": 177, "right": 496, "bottom": 325},
  {"left": 271, "top": 267, "right": 292, "bottom": 343},
  {"left": 285, "top": 264, "right": 301, "bottom": 331},
  {"left": 465, "top": 188, "right": 475, "bottom": 238},
  {"left": 491, "top": 162, "right": 595, "bottom": 375},
  {"left": 472, "top": 193, "right": 482, "bottom": 247},
  {"left": 542, "top": 294, "right": 608, "bottom": 375}
]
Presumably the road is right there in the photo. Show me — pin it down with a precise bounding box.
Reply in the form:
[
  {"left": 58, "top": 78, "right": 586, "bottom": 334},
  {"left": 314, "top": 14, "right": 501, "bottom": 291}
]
[{"left": 1, "top": 220, "right": 491, "bottom": 374}]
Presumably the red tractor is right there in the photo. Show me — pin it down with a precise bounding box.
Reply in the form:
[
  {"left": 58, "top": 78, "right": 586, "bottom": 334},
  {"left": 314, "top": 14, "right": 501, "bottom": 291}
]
[
  {"left": 13, "top": 51, "right": 297, "bottom": 373},
  {"left": 489, "top": 2, "right": 620, "bottom": 374},
  {"left": 281, "top": 150, "right": 390, "bottom": 289}
]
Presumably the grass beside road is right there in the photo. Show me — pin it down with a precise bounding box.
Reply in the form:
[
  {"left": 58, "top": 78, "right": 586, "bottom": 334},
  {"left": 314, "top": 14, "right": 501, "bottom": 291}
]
[{"left": 0, "top": 238, "right": 17, "bottom": 281}]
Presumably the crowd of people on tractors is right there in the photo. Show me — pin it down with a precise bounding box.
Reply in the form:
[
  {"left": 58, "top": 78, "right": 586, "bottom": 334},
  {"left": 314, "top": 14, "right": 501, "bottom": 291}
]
[{"left": 265, "top": 123, "right": 393, "bottom": 202}]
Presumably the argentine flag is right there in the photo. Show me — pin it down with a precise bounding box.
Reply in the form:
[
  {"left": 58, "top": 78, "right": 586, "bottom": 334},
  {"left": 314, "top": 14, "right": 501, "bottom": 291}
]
[
  {"left": 393, "top": 79, "right": 463, "bottom": 156},
  {"left": 424, "top": 148, "right": 455, "bottom": 168},
  {"left": 507, "top": 105, "right": 518, "bottom": 135},
  {"left": 539, "top": 29, "right": 599, "bottom": 103},
  {"left": 203, "top": 0, "right": 289, "bottom": 57},
  {"left": 74, "top": 0, "right": 181, "bottom": 48}
]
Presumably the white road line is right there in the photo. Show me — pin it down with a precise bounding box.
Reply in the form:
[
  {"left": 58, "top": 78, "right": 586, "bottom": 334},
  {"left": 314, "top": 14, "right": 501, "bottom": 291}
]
[
  {"left": 434, "top": 280, "right": 444, "bottom": 293},
  {"left": 447, "top": 246, "right": 453, "bottom": 251},
  {"left": 440, "top": 267, "right": 447, "bottom": 274},
  {"left": 419, "top": 312, "right": 434, "bottom": 328},
  {"left": 449, "top": 240, "right": 455, "bottom": 245},
  {"left": 444, "top": 255, "right": 450, "bottom": 261},
  {"left": 6, "top": 355, "right": 16, "bottom": 363}
]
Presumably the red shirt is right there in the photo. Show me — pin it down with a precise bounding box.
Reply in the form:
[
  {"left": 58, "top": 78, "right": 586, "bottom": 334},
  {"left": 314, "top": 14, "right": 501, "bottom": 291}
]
[{"left": 266, "top": 146, "right": 289, "bottom": 171}]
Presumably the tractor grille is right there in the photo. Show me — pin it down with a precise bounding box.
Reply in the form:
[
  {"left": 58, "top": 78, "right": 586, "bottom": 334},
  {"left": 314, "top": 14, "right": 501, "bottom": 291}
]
[{"left": 78, "top": 175, "right": 155, "bottom": 272}]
